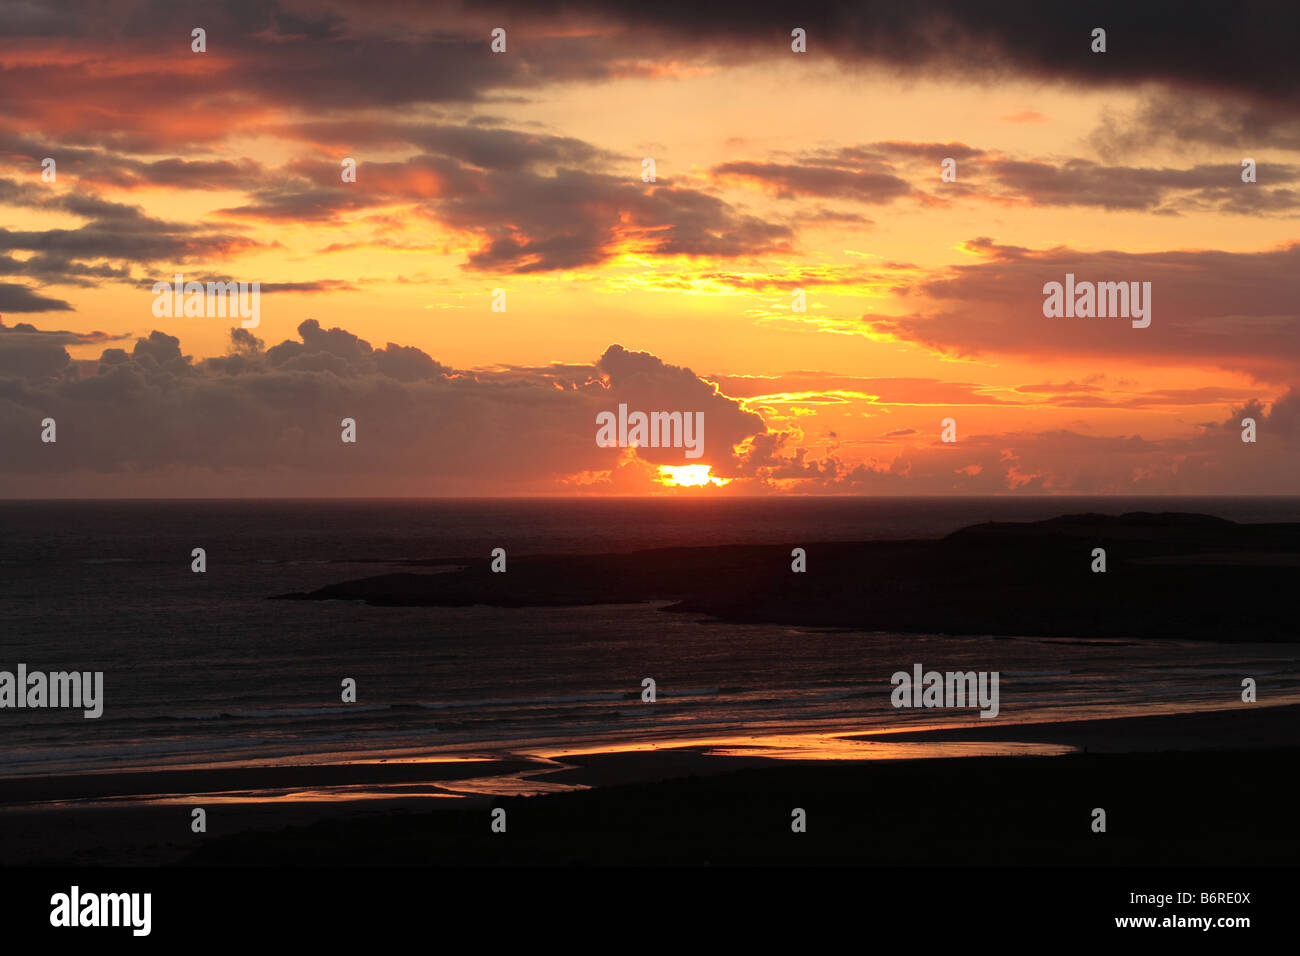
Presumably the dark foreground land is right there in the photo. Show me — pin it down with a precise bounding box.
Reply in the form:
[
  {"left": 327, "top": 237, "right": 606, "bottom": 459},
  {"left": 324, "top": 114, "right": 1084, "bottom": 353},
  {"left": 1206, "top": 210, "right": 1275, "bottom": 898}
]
[
  {"left": 280, "top": 512, "right": 1300, "bottom": 640},
  {"left": 3, "top": 705, "right": 1297, "bottom": 866},
  {"left": 182, "top": 752, "right": 1300, "bottom": 867}
]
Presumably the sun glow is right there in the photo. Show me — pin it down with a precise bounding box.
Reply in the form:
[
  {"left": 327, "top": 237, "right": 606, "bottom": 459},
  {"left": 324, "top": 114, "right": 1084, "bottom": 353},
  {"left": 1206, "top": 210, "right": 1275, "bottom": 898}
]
[{"left": 657, "top": 464, "right": 731, "bottom": 487}]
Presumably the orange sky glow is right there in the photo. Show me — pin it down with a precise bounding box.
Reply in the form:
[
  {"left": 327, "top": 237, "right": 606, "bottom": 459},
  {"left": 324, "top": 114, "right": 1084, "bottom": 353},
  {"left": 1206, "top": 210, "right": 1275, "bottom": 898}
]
[{"left": 1, "top": 1, "right": 1297, "bottom": 496}]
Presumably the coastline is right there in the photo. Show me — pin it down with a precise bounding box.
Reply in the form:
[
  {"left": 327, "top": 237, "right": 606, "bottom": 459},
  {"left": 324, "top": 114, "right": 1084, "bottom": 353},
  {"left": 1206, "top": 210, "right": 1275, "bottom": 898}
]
[
  {"left": 278, "top": 512, "right": 1300, "bottom": 641},
  {"left": 3, "top": 702, "right": 1297, "bottom": 866}
]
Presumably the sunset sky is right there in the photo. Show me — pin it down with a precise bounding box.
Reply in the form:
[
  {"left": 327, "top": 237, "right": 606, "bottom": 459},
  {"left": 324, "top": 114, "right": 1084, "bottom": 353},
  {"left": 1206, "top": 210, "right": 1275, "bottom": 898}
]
[{"left": 1, "top": 0, "right": 1297, "bottom": 495}]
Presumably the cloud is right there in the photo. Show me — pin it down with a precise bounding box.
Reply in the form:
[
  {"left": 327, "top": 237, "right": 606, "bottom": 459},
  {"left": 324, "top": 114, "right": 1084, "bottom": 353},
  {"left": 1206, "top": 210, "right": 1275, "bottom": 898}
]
[
  {"left": 0, "top": 283, "right": 73, "bottom": 312},
  {"left": 0, "top": 318, "right": 127, "bottom": 345},
  {"left": 1088, "top": 90, "right": 1300, "bottom": 159},
  {"left": 4, "top": 0, "right": 1297, "bottom": 167},
  {"left": 596, "top": 344, "right": 766, "bottom": 467},
  {"left": 1, "top": 317, "right": 1294, "bottom": 495},
  {"left": 1011, "top": 382, "right": 1267, "bottom": 409},
  {"left": 711, "top": 142, "right": 986, "bottom": 206},
  {"left": 731, "top": 393, "right": 1300, "bottom": 495},
  {"left": 0, "top": 178, "right": 263, "bottom": 295},
  {"left": 708, "top": 371, "right": 1021, "bottom": 407},
  {"left": 439, "top": 169, "right": 793, "bottom": 273},
  {"left": 864, "top": 239, "right": 1300, "bottom": 382},
  {"left": 713, "top": 160, "right": 912, "bottom": 203},
  {"left": 708, "top": 144, "right": 1300, "bottom": 216},
  {"left": 196, "top": 127, "right": 795, "bottom": 272},
  {"left": 0, "top": 133, "right": 270, "bottom": 191},
  {"left": 476, "top": 0, "right": 1300, "bottom": 110},
  {"left": 0, "top": 1, "right": 697, "bottom": 153},
  {"left": 976, "top": 158, "right": 1300, "bottom": 214},
  {"left": 0, "top": 320, "right": 767, "bottom": 494}
]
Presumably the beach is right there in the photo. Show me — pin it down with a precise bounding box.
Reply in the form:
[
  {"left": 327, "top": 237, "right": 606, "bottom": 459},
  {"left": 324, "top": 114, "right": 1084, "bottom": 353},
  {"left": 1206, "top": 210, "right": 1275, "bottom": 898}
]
[
  {"left": 2, "top": 500, "right": 1297, "bottom": 868},
  {"left": 2, "top": 702, "right": 1296, "bottom": 866}
]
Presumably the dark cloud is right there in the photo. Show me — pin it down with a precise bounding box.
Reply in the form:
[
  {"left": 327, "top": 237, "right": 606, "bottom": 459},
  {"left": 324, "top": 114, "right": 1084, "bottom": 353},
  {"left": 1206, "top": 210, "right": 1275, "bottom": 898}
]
[
  {"left": 713, "top": 161, "right": 912, "bottom": 203},
  {"left": 0, "top": 176, "right": 272, "bottom": 302},
  {"left": 3, "top": 0, "right": 1296, "bottom": 163},
  {"left": 0, "top": 318, "right": 128, "bottom": 344},
  {"left": 0, "top": 283, "right": 72, "bottom": 312},
  {"left": 0, "top": 129, "right": 262, "bottom": 188},
  {"left": 0, "top": 0, "right": 68, "bottom": 35},
  {"left": 866, "top": 142, "right": 986, "bottom": 163},
  {"left": 477, "top": 0, "right": 1300, "bottom": 110},
  {"left": 596, "top": 344, "right": 765, "bottom": 467},
  {"left": 187, "top": 126, "right": 795, "bottom": 271},
  {"left": 1088, "top": 91, "right": 1300, "bottom": 159},
  {"left": 865, "top": 239, "right": 1300, "bottom": 382},
  {"left": 127, "top": 276, "right": 356, "bottom": 295},
  {"left": 436, "top": 169, "right": 792, "bottom": 273},
  {"left": 131, "top": 330, "right": 188, "bottom": 371},
  {"left": 712, "top": 142, "right": 984, "bottom": 204},
  {"left": 259, "top": 281, "right": 358, "bottom": 294},
  {"left": 0, "top": 320, "right": 766, "bottom": 494},
  {"left": 1, "top": 317, "right": 1295, "bottom": 495},
  {"left": 0, "top": 253, "right": 132, "bottom": 287},
  {"left": 709, "top": 145, "right": 1300, "bottom": 215},
  {"left": 980, "top": 158, "right": 1300, "bottom": 214},
  {"left": 398, "top": 124, "right": 616, "bottom": 173},
  {"left": 0, "top": 2, "right": 684, "bottom": 152},
  {"left": 0, "top": 178, "right": 263, "bottom": 281},
  {"left": 218, "top": 185, "right": 379, "bottom": 222}
]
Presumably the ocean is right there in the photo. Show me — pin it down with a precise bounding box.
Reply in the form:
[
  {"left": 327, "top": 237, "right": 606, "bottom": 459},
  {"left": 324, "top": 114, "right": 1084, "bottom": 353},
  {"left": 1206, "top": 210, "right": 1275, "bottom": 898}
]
[{"left": 2, "top": 497, "right": 1299, "bottom": 779}]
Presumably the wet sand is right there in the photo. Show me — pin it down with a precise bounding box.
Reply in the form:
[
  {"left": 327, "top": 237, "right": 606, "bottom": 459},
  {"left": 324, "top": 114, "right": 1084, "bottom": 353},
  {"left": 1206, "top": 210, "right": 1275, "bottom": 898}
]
[{"left": 2, "top": 703, "right": 1296, "bottom": 865}]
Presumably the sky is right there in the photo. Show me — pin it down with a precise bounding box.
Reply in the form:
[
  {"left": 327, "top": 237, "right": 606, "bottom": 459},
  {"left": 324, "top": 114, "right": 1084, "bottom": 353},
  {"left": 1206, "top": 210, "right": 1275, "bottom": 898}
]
[{"left": 1, "top": 0, "right": 1297, "bottom": 496}]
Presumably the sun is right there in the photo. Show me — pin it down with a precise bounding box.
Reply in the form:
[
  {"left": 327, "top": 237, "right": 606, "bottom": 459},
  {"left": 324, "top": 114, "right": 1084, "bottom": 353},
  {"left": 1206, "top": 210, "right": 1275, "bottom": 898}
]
[{"left": 656, "top": 465, "right": 731, "bottom": 487}]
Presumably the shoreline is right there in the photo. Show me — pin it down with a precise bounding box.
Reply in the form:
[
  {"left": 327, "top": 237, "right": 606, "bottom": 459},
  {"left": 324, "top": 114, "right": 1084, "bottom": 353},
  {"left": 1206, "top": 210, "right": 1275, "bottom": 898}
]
[
  {"left": 277, "top": 512, "right": 1300, "bottom": 641},
  {"left": 4, "top": 694, "right": 1296, "bottom": 793},
  {"left": 2, "top": 702, "right": 1297, "bottom": 865}
]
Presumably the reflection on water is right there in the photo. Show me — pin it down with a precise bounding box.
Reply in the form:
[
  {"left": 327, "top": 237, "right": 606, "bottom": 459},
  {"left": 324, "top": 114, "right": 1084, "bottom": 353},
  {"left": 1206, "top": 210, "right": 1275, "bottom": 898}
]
[
  {"left": 14, "top": 697, "right": 1300, "bottom": 811},
  {"left": 8, "top": 731, "right": 1079, "bottom": 810},
  {"left": 700, "top": 734, "right": 1075, "bottom": 760}
]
